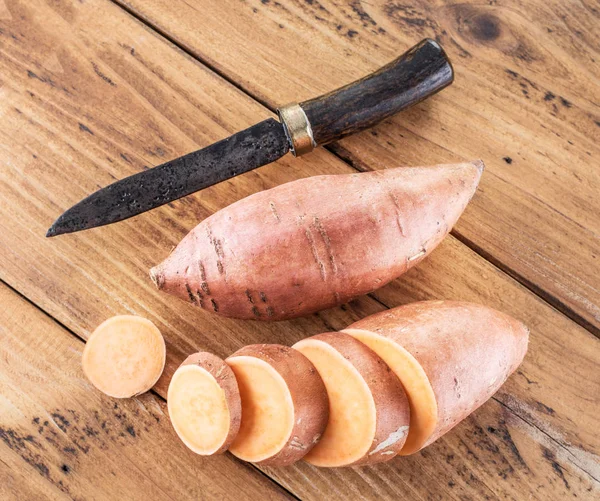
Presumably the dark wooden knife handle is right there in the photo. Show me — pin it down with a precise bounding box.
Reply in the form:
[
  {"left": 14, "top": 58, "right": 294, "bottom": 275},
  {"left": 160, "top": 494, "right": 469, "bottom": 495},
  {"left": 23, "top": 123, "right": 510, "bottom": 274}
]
[{"left": 300, "top": 38, "right": 453, "bottom": 147}]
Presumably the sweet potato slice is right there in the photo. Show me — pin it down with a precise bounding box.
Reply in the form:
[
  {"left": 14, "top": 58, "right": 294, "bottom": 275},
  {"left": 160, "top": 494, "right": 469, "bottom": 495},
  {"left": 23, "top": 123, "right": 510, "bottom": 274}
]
[
  {"left": 292, "top": 333, "right": 410, "bottom": 466},
  {"left": 226, "top": 344, "right": 328, "bottom": 465},
  {"left": 344, "top": 329, "right": 436, "bottom": 455},
  {"left": 151, "top": 162, "right": 483, "bottom": 320},
  {"left": 344, "top": 301, "right": 529, "bottom": 454},
  {"left": 82, "top": 315, "right": 165, "bottom": 398},
  {"left": 168, "top": 352, "right": 241, "bottom": 455}
]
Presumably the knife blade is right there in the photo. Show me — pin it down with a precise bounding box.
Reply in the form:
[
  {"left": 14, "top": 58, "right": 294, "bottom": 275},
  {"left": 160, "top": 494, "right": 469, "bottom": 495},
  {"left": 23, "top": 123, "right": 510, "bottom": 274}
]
[
  {"left": 46, "top": 119, "right": 288, "bottom": 237},
  {"left": 47, "top": 38, "right": 453, "bottom": 237}
]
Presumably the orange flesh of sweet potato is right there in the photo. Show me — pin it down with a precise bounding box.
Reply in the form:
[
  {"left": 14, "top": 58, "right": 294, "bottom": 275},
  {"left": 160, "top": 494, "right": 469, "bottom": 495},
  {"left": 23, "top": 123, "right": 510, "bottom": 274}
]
[
  {"left": 151, "top": 162, "right": 483, "bottom": 321},
  {"left": 82, "top": 315, "right": 165, "bottom": 398},
  {"left": 344, "top": 329, "right": 437, "bottom": 455},
  {"left": 168, "top": 352, "right": 241, "bottom": 455},
  {"left": 293, "top": 333, "right": 410, "bottom": 467},
  {"left": 227, "top": 345, "right": 328, "bottom": 465},
  {"left": 344, "top": 301, "right": 529, "bottom": 454},
  {"left": 291, "top": 339, "right": 376, "bottom": 466},
  {"left": 227, "top": 356, "right": 294, "bottom": 462}
]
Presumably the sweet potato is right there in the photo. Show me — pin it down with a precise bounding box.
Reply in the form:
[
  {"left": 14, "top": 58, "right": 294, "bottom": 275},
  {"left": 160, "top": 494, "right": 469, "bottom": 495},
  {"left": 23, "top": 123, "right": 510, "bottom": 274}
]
[
  {"left": 168, "top": 352, "right": 242, "bottom": 455},
  {"left": 343, "top": 301, "right": 529, "bottom": 454},
  {"left": 82, "top": 315, "right": 165, "bottom": 398},
  {"left": 151, "top": 162, "right": 483, "bottom": 320},
  {"left": 165, "top": 301, "right": 527, "bottom": 467},
  {"left": 292, "top": 333, "right": 410, "bottom": 466},
  {"left": 226, "top": 344, "right": 329, "bottom": 465}
]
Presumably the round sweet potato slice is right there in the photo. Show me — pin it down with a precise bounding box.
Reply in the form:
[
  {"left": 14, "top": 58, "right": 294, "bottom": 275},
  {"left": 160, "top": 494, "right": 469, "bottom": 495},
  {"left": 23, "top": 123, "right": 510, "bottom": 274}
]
[
  {"left": 293, "top": 332, "right": 410, "bottom": 467},
  {"left": 226, "top": 344, "right": 328, "bottom": 466},
  {"left": 82, "top": 315, "right": 165, "bottom": 398},
  {"left": 168, "top": 352, "right": 242, "bottom": 455}
]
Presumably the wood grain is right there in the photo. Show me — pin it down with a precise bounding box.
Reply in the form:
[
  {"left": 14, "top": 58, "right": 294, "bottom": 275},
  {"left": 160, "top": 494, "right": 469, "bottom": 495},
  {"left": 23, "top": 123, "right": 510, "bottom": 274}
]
[
  {"left": 0, "top": 0, "right": 598, "bottom": 499},
  {"left": 0, "top": 283, "right": 291, "bottom": 501},
  {"left": 116, "top": 0, "right": 600, "bottom": 334}
]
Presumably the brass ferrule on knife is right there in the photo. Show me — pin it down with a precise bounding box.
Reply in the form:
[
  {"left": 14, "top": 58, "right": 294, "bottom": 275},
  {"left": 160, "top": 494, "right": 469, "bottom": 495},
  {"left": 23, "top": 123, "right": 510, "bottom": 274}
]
[{"left": 277, "top": 103, "right": 317, "bottom": 156}]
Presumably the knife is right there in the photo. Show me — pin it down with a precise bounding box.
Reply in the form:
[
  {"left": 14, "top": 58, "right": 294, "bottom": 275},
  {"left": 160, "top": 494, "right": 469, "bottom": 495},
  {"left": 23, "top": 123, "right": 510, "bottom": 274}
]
[{"left": 46, "top": 38, "right": 453, "bottom": 237}]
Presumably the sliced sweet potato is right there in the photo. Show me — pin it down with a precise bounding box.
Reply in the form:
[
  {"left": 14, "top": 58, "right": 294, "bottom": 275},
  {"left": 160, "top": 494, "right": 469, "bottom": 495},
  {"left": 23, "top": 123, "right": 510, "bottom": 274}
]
[
  {"left": 226, "top": 344, "right": 328, "bottom": 466},
  {"left": 168, "top": 352, "right": 241, "bottom": 455},
  {"left": 292, "top": 333, "right": 410, "bottom": 467},
  {"left": 344, "top": 329, "right": 436, "bottom": 455},
  {"left": 82, "top": 315, "right": 165, "bottom": 398},
  {"left": 344, "top": 301, "right": 529, "bottom": 454}
]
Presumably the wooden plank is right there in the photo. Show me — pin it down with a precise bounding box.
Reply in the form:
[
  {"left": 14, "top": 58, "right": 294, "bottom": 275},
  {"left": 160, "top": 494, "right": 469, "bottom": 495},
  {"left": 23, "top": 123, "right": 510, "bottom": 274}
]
[
  {"left": 0, "top": 0, "right": 598, "bottom": 499},
  {"left": 116, "top": 0, "right": 600, "bottom": 334},
  {"left": 0, "top": 283, "right": 291, "bottom": 501}
]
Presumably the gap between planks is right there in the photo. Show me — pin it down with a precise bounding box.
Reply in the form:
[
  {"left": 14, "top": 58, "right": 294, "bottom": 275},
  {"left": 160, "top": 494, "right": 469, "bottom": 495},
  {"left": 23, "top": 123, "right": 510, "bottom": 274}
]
[
  {"left": 493, "top": 398, "right": 600, "bottom": 485},
  {"left": 108, "top": 0, "right": 599, "bottom": 341},
  {"left": 0, "top": 278, "right": 302, "bottom": 501}
]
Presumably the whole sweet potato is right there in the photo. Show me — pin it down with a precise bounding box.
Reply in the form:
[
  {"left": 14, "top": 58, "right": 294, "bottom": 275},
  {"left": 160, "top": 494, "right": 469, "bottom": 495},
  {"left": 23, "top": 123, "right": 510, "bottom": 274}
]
[{"left": 151, "top": 162, "right": 483, "bottom": 320}]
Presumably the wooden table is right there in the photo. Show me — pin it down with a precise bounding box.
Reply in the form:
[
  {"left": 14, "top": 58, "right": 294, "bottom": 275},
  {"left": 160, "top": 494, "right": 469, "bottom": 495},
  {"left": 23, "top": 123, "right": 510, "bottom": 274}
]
[{"left": 1, "top": 0, "right": 598, "bottom": 499}]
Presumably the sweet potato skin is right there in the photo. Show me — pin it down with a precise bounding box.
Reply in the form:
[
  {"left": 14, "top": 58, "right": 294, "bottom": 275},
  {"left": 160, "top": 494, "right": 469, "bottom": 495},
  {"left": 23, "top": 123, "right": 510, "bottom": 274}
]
[
  {"left": 175, "top": 352, "right": 242, "bottom": 454},
  {"left": 227, "top": 344, "right": 329, "bottom": 466},
  {"left": 343, "top": 301, "right": 529, "bottom": 450},
  {"left": 151, "top": 162, "right": 483, "bottom": 320},
  {"left": 295, "top": 332, "right": 410, "bottom": 465}
]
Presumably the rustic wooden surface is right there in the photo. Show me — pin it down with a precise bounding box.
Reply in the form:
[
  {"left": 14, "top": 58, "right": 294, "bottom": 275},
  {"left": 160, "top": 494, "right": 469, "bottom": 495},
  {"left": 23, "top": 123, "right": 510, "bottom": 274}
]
[
  {"left": 0, "top": 0, "right": 598, "bottom": 500},
  {"left": 0, "top": 283, "right": 291, "bottom": 501},
  {"left": 119, "top": 0, "right": 600, "bottom": 335}
]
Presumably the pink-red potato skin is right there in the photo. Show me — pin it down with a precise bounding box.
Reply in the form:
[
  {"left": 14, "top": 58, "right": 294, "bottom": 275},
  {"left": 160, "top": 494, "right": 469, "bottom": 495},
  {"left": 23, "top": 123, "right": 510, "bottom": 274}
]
[
  {"left": 343, "top": 301, "right": 529, "bottom": 451},
  {"left": 296, "top": 333, "right": 411, "bottom": 465},
  {"left": 227, "top": 344, "right": 329, "bottom": 466},
  {"left": 151, "top": 162, "right": 483, "bottom": 320},
  {"left": 175, "top": 352, "right": 242, "bottom": 454}
]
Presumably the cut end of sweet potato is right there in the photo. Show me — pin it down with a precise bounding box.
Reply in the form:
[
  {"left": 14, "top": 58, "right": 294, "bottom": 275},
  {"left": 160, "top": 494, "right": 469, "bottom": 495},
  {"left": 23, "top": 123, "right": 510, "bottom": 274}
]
[
  {"left": 82, "top": 315, "right": 165, "bottom": 398},
  {"left": 226, "top": 344, "right": 328, "bottom": 465},
  {"left": 344, "top": 328, "right": 437, "bottom": 455},
  {"left": 293, "top": 338, "right": 376, "bottom": 467},
  {"left": 227, "top": 355, "right": 295, "bottom": 463},
  {"left": 293, "top": 333, "right": 409, "bottom": 467},
  {"left": 168, "top": 352, "right": 241, "bottom": 455}
]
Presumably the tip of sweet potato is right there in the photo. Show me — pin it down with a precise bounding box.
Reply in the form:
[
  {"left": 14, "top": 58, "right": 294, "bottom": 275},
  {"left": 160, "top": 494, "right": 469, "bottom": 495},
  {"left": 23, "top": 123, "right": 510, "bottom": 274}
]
[
  {"left": 149, "top": 266, "right": 164, "bottom": 290},
  {"left": 470, "top": 159, "right": 485, "bottom": 174}
]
